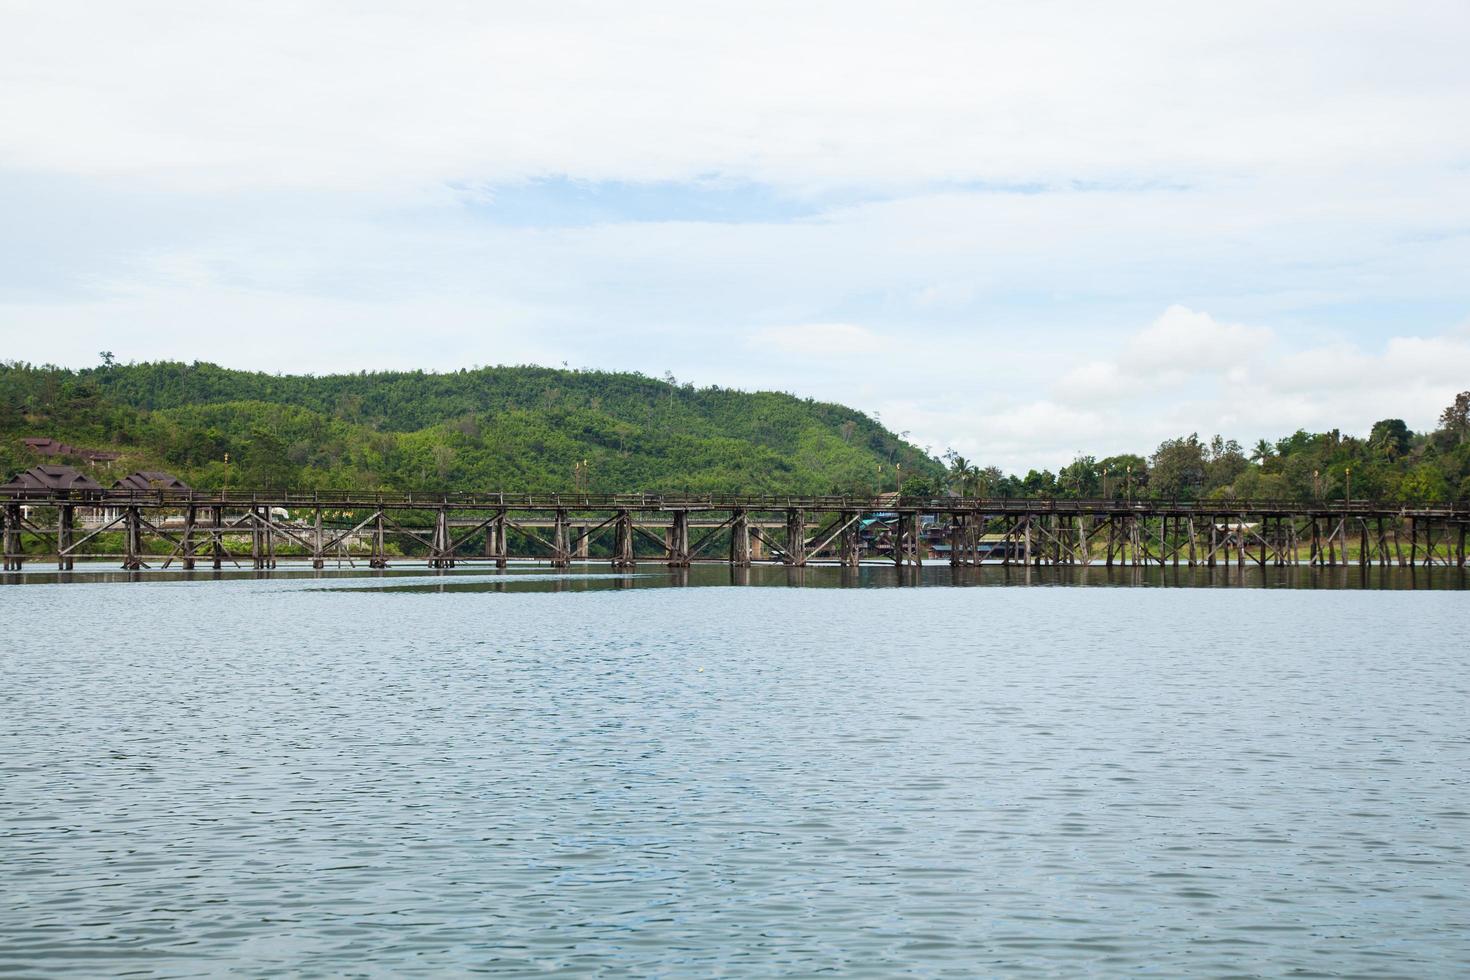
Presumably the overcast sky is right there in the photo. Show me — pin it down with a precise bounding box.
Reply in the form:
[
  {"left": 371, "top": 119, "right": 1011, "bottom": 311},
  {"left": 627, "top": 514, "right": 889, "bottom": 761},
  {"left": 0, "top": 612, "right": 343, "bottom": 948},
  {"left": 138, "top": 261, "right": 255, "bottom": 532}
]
[{"left": 3, "top": 2, "right": 1469, "bottom": 470}]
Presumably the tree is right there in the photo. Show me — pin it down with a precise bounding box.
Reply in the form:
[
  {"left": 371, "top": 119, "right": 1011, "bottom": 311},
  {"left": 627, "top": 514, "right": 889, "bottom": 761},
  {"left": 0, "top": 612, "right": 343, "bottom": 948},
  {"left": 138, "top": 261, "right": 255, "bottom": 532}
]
[
  {"left": 1438, "top": 391, "right": 1469, "bottom": 445},
  {"left": 1369, "top": 418, "right": 1411, "bottom": 460},
  {"left": 900, "top": 473, "right": 940, "bottom": 499},
  {"left": 946, "top": 453, "right": 979, "bottom": 495},
  {"left": 1150, "top": 434, "right": 1208, "bottom": 499},
  {"left": 1250, "top": 439, "right": 1274, "bottom": 466},
  {"left": 1057, "top": 455, "right": 1100, "bottom": 498},
  {"left": 99, "top": 351, "right": 115, "bottom": 368}
]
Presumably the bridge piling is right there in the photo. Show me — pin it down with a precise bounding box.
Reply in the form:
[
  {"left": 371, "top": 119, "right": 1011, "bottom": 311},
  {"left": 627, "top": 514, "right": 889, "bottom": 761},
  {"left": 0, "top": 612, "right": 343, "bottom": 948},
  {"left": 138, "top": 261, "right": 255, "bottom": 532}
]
[
  {"left": 730, "top": 510, "right": 750, "bottom": 566},
  {"left": 612, "top": 509, "right": 635, "bottom": 568},
  {"left": 667, "top": 510, "right": 689, "bottom": 567},
  {"left": 4, "top": 503, "right": 21, "bottom": 570},
  {"left": 123, "top": 506, "right": 143, "bottom": 570}
]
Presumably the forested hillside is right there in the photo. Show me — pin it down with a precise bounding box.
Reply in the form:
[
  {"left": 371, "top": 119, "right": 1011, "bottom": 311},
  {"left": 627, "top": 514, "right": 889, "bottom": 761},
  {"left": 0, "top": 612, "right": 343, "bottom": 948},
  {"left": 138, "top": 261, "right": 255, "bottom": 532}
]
[
  {"left": 0, "top": 361, "right": 941, "bottom": 493},
  {"left": 3, "top": 361, "right": 1466, "bottom": 501}
]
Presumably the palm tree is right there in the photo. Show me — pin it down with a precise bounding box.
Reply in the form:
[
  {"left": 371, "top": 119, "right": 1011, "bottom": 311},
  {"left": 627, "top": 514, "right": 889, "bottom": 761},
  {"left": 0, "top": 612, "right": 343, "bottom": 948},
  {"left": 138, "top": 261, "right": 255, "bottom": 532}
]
[
  {"left": 1250, "top": 439, "right": 1273, "bottom": 467},
  {"left": 947, "top": 455, "right": 979, "bottom": 496}
]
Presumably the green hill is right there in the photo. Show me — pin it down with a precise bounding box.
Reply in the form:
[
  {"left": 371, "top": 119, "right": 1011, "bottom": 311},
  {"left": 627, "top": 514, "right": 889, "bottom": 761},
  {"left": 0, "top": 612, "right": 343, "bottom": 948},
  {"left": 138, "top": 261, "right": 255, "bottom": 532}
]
[{"left": 0, "top": 361, "right": 942, "bottom": 493}]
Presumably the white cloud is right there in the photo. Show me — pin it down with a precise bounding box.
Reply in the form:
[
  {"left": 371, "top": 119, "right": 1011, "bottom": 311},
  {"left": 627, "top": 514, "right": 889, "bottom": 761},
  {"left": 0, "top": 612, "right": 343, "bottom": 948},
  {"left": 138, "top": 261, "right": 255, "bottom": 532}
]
[
  {"left": 748, "top": 323, "right": 884, "bottom": 356},
  {"left": 1126, "top": 306, "right": 1274, "bottom": 370},
  {"left": 1, "top": 3, "right": 1467, "bottom": 192},
  {"left": 2, "top": 4, "right": 1469, "bottom": 475}
]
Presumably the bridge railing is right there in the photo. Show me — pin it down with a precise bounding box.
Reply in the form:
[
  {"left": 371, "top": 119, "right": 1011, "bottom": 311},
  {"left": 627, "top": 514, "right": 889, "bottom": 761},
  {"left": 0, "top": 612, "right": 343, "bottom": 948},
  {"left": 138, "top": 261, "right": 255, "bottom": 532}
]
[{"left": 1, "top": 487, "right": 1467, "bottom": 516}]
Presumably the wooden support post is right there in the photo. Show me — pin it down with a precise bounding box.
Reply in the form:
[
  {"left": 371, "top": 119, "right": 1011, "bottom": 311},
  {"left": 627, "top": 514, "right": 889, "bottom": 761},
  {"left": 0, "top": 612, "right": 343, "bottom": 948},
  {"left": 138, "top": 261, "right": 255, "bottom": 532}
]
[
  {"left": 211, "top": 506, "right": 223, "bottom": 570},
  {"left": 1410, "top": 517, "right": 1418, "bottom": 567},
  {"left": 313, "top": 507, "right": 326, "bottom": 570},
  {"left": 250, "top": 507, "right": 264, "bottom": 570},
  {"left": 123, "top": 506, "right": 144, "bottom": 570},
  {"left": 57, "top": 504, "right": 74, "bottom": 570},
  {"left": 841, "top": 510, "right": 861, "bottom": 567},
  {"left": 372, "top": 511, "right": 388, "bottom": 568},
  {"left": 181, "top": 504, "right": 196, "bottom": 570},
  {"left": 949, "top": 513, "right": 963, "bottom": 567},
  {"left": 730, "top": 509, "right": 750, "bottom": 567},
  {"left": 430, "top": 507, "right": 451, "bottom": 568},
  {"left": 551, "top": 509, "right": 569, "bottom": 568},
  {"left": 1458, "top": 522, "right": 1466, "bottom": 569},
  {"left": 613, "top": 509, "right": 635, "bottom": 568},
  {"left": 786, "top": 508, "right": 807, "bottom": 567},
  {"left": 1358, "top": 519, "right": 1368, "bottom": 568},
  {"left": 3, "top": 503, "right": 22, "bottom": 570},
  {"left": 493, "top": 511, "right": 507, "bottom": 568},
  {"left": 1023, "top": 515, "right": 1033, "bottom": 566},
  {"left": 667, "top": 510, "right": 689, "bottom": 567}
]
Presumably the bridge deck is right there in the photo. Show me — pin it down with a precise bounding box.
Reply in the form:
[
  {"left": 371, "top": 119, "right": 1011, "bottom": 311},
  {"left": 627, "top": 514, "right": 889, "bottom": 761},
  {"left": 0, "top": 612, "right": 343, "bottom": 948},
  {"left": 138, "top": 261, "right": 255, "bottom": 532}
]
[{"left": 2, "top": 489, "right": 1466, "bottom": 572}]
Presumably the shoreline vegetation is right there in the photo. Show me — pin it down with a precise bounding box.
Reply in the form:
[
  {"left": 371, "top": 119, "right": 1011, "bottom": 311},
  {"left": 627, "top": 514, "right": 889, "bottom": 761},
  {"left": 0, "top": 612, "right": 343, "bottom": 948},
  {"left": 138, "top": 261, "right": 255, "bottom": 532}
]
[{"left": 2, "top": 361, "right": 1468, "bottom": 505}]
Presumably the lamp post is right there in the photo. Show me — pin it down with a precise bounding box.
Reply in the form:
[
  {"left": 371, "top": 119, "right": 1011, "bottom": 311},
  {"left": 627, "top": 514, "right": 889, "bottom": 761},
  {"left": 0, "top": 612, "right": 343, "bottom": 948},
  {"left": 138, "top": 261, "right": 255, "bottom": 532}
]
[
  {"left": 1345, "top": 466, "right": 1351, "bottom": 505},
  {"left": 1313, "top": 469, "right": 1320, "bottom": 502},
  {"left": 223, "top": 452, "right": 230, "bottom": 494},
  {"left": 1125, "top": 464, "right": 1132, "bottom": 504}
]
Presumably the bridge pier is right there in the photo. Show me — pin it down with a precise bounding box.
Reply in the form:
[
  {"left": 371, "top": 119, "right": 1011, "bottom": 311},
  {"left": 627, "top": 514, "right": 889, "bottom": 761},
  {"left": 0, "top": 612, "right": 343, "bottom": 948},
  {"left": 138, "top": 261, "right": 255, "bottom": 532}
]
[
  {"left": 430, "top": 507, "right": 453, "bottom": 568},
  {"left": 370, "top": 511, "right": 389, "bottom": 568},
  {"left": 122, "top": 506, "right": 144, "bottom": 570},
  {"left": 178, "top": 504, "right": 195, "bottom": 569},
  {"left": 493, "top": 511, "right": 508, "bottom": 567},
  {"left": 3, "top": 503, "right": 21, "bottom": 570},
  {"left": 667, "top": 510, "right": 689, "bottom": 567},
  {"left": 612, "top": 509, "right": 635, "bottom": 568},
  {"left": 551, "top": 509, "right": 570, "bottom": 567},
  {"left": 730, "top": 509, "right": 750, "bottom": 566},
  {"left": 312, "top": 507, "right": 326, "bottom": 569},
  {"left": 785, "top": 508, "right": 807, "bottom": 566},
  {"left": 207, "top": 506, "right": 222, "bottom": 569},
  {"left": 249, "top": 506, "right": 264, "bottom": 570},
  {"left": 57, "top": 504, "right": 74, "bottom": 571},
  {"left": 840, "top": 510, "right": 861, "bottom": 567}
]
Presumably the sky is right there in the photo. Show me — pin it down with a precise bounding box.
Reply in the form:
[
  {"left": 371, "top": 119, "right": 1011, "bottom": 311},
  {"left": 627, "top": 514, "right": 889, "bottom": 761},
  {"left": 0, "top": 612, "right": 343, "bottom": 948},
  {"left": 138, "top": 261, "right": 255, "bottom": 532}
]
[{"left": 2, "top": 1, "right": 1469, "bottom": 471}]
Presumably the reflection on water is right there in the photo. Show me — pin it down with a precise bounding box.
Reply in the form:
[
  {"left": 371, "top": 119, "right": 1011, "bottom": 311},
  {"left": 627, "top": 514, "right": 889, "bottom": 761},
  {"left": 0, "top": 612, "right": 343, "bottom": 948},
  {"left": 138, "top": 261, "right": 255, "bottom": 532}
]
[
  {"left": 3, "top": 559, "right": 1468, "bottom": 590},
  {"left": 2, "top": 565, "right": 1468, "bottom": 975}
]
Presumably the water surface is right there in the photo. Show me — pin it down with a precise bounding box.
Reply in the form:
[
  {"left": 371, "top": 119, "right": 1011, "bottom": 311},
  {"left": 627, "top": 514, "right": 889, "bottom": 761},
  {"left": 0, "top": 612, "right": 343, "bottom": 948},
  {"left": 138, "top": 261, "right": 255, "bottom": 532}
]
[{"left": 3, "top": 565, "right": 1467, "bottom": 975}]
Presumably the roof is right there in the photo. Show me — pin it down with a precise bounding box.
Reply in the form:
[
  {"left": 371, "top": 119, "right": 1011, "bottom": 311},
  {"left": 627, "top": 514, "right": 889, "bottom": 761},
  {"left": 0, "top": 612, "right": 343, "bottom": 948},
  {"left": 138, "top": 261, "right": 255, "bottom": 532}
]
[
  {"left": 113, "top": 471, "right": 190, "bottom": 491},
  {"left": 1, "top": 465, "right": 105, "bottom": 492},
  {"left": 19, "top": 437, "right": 121, "bottom": 462}
]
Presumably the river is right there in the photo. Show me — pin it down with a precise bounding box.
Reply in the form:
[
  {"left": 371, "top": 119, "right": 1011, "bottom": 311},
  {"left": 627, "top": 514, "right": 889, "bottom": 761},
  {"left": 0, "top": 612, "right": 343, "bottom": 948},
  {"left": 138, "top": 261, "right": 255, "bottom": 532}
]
[{"left": 3, "top": 564, "right": 1467, "bottom": 975}]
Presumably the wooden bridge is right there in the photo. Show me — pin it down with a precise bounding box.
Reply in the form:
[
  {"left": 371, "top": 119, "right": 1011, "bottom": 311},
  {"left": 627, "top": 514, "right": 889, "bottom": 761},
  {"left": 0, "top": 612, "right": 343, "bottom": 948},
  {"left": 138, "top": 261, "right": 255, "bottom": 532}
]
[{"left": 2, "top": 489, "right": 1467, "bottom": 571}]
